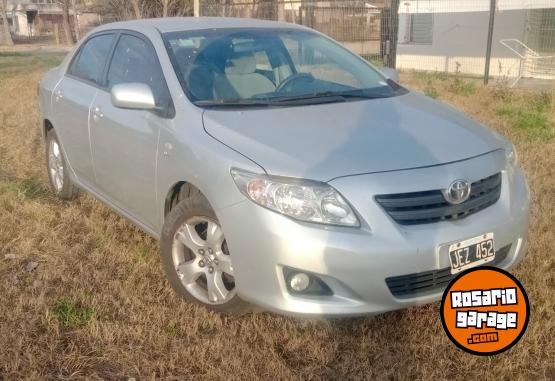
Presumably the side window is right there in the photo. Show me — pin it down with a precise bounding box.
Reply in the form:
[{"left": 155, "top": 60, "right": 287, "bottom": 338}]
[
  {"left": 68, "top": 34, "right": 114, "bottom": 85},
  {"left": 106, "top": 34, "right": 172, "bottom": 111}
]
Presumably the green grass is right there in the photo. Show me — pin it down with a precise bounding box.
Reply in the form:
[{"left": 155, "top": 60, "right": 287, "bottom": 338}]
[
  {"left": 0, "top": 179, "right": 49, "bottom": 200},
  {"left": 424, "top": 80, "right": 439, "bottom": 99},
  {"left": 136, "top": 243, "right": 152, "bottom": 262},
  {"left": 514, "top": 110, "right": 552, "bottom": 140},
  {"left": 163, "top": 323, "right": 181, "bottom": 337},
  {"left": 407, "top": 70, "right": 479, "bottom": 98},
  {"left": 0, "top": 52, "right": 66, "bottom": 75},
  {"left": 495, "top": 104, "right": 515, "bottom": 117},
  {"left": 404, "top": 69, "right": 553, "bottom": 141},
  {"left": 495, "top": 95, "right": 555, "bottom": 141},
  {"left": 52, "top": 299, "right": 96, "bottom": 327},
  {"left": 448, "top": 79, "right": 476, "bottom": 96},
  {"left": 365, "top": 57, "right": 384, "bottom": 68},
  {"left": 491, "top": 87, "right": 514, "bottom": 102},
  {"left": 412, "top": 70, "right": 449, "bottom": 83}
]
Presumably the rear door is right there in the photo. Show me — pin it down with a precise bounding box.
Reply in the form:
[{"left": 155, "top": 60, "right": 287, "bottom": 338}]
[
  {"left": 52, "top": 32, "right": 115, "bottom": 185},
  {"left": 89, "top": 32, "right": 174, "bottom": 229}
]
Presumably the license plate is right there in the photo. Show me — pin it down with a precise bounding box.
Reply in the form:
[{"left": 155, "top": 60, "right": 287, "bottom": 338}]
[{"left": 448, "top": 233, "right": 495, "bottom": 274}]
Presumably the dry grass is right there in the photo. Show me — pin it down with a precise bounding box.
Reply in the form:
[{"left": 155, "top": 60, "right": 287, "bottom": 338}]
[{"left": 0, "top": 52, "right": 554, "bottom": 380}]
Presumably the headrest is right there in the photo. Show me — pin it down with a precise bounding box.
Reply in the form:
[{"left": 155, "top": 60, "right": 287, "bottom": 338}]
[{"left": 225, "top": 51, "right": 256, "bottom": 75}]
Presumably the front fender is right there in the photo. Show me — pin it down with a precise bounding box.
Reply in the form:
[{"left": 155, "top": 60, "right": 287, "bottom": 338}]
[{"left": 155, "top": 105, "right": 265, "bottom": 234}]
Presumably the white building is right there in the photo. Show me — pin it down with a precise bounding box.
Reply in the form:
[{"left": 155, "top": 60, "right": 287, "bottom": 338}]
[
  {"left": 6, "top": 0, "right": 100, "bottom": 39},
  {"left": 396, "top": 0, "right": 555, "bottom": 80}
]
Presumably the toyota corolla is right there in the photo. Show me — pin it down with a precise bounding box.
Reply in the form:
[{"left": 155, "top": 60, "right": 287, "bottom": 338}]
[{"left": 38, "top": 18, "right": 530, "bottom": 316}]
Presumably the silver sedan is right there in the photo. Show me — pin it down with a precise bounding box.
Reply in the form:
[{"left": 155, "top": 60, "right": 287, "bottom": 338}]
[{"left": 38, "top": 17, "right": 530, "bottom": 316}]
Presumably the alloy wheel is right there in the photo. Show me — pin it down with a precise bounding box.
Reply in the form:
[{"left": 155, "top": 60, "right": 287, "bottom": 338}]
[
  {"left": 48, "top": 139, "right": 64, "bottom": 192},
  {"left": 171, "top": 216, "right": 236, "bottom": 305}
]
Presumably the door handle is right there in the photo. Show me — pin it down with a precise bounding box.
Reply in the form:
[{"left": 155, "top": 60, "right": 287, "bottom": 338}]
[
  {"left": 163, "top": 142, "right": 173, "bottom": 157},
  {"left": 54, "top": 89, "right": 63, "bottom": 102},
  {"left": 92, "top": 106, "right": 103, "bottom": 121}
]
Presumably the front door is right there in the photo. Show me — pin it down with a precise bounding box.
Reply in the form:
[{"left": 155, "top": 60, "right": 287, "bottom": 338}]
[
  {"left": 52, "top": 33, "right": 115, "bottom": 185},
  {"left": 89, "top": 32, "right": 174, "bottom": 229}
]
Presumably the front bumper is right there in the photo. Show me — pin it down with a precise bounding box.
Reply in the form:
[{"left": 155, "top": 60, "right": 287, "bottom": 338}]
[{"left": 217, "top": 150, "right": 530, "bottom": 316}]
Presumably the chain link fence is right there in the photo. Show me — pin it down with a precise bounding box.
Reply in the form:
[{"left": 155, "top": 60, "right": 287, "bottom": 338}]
[
  {"left": 200, "top": 0, "right": 555, "bottom": 88},
  {"left": 4, "top": 0, "right": 552, "bottom": 88},
  {"left": 200, "top": 0, "right": 395, "bottom": 66}
]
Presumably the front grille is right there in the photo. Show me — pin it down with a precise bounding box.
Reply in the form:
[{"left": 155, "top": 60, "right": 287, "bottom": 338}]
[
  {"left": 385, "top": 244, "right": 511, "bottom": 299},
  {"left": 375, "top": 173, "right": 502, "bottom": 225}
]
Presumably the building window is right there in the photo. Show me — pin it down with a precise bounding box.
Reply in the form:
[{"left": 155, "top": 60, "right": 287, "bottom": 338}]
[
  {"left": 527, "top": 8, "right": 555, "bottom": 54},
  {"left": 401, "top": 13, "right": 433, "bottom": 44}
]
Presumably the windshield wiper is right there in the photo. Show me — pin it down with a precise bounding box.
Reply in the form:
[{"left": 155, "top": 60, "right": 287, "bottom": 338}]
[
  {"left": 194, "top": 99, "right": 274, "bottom": 107},
  {"left": 194, "top": 90, "right": 388, "bottom": 108},
  {"left": 261, "top": 90, "right": 388, "bottom": 104}
]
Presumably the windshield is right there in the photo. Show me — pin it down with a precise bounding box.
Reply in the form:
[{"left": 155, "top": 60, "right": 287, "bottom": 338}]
[{"left": 163, "top": 28, "right": 405, "bottom": 107}]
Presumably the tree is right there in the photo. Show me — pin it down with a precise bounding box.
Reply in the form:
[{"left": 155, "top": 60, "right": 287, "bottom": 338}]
[
  {"left": 60, "top": 0, "right": 76, "bottom": 44},
  {"left": 88, "top": 0, "right": 133, "bottom": 21},
  {"left": 82, "top": 0, "right": 193, "bottom": 20},
  {"left": 151, "top": 0, "right": 193, "bottom": 17},
  {"left": 0, "top": 0, "right": 14, "bottom": 46},
  {"left": 71, "top": 0, "right": 80, "bottom": 41},
  {"left": 161, "top": 0, "right": 170, "bottom": 17},
  {"left": 86, "top": 0, "right": 194, "bottom": 20},
  {"left": 130, "top": 0, "right": 143, "bottom": 19}
]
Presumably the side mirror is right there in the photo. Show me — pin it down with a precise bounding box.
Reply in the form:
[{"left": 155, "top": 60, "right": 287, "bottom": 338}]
[
  {"left": 111, "top": 83, "right": 156, "bottom": 111},
  {"left": 381, "top": 67, "right": 400, "bottom": 83}
]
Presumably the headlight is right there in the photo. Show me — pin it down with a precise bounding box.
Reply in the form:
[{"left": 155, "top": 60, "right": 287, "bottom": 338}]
[
  {"left": 505, "top": 143, "right": 518, "bottom": 166},
  {"left": 231, "top": 169, "right": 360, "bottom": 227}
]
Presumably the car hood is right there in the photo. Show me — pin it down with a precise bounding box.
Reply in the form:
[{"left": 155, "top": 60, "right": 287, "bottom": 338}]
[{"left": 202, "top": 92, "right": 506, "bottom": 182}]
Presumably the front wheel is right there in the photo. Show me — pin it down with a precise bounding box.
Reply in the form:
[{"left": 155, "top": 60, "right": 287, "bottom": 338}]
[{"left": 160, "top": 186, "right": 250, "bottom": 315}]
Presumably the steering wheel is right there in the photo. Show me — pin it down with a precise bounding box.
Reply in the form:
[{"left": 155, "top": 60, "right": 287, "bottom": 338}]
[{"left": 275, "top": 73, "right": 315, "bottom": 93}]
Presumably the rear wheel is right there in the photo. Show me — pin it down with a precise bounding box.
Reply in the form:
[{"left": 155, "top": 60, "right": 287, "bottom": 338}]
[
  {"left": 160, "top": 185, "right": 250, "bottom": 315},
  {"left": 45, "top": 130, "right": 79, "bottom": 200}
]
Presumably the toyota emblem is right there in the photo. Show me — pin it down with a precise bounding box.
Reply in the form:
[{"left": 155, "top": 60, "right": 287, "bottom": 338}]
[{"left": 443, "top": 180, "right": 471, "bottom": 205}]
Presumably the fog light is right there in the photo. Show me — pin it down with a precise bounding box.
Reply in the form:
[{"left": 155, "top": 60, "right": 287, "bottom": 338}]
[
  {"left": 289, "top": 273, "right": 310, "bottom": 292},
  {"left": 283, "top": 267, "right": 333, "bottom": 296}
]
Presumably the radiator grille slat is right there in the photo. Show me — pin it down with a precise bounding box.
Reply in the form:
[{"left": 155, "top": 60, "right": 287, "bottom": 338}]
[
  {"left": 375, "top": 173, "right": 502, "bottom": 225},
  {"left": 385, "top": 244, "right": 511, "bottom": 298}
]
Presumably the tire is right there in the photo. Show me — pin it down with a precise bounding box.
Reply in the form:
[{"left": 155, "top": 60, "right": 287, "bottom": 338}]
[
  {"left": 160, "top": 184, "right": 251, "bottom": 315},
  {"left": 45, "top": 129, "right": 79, "bottom": 200}
]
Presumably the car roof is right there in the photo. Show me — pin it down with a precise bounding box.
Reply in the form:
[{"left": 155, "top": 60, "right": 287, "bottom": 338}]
[{"left": 94, "top": 17, "right": 309, "bottom": 34}]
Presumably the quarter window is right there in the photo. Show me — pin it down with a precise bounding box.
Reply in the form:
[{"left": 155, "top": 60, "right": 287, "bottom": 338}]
[{"left": 68, "top": 34, "right": 114, "bottom": 85}]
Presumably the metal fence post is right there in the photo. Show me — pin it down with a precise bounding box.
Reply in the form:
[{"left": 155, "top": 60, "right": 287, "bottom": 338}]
[
  {"left": 388, "top": 0, "right": 400, "bottom": 68},
  {"left": 484, "top": 0, "right": 496, "bottom": 85},
  {"left": 381, "top": 0, "right": 400, "bottom": 68}
]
